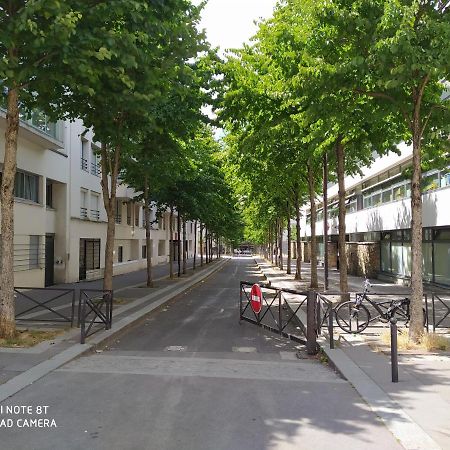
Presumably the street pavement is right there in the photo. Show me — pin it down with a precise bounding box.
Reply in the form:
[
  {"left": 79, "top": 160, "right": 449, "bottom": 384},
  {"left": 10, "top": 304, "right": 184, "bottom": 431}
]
[{"left": 0, "top": 257, "right": 402, "bottom": 450}]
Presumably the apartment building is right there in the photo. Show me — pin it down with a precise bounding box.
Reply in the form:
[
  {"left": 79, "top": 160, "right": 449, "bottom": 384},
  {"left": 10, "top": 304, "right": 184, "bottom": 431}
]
[
  {"left": 302, "top": 144, "right": 450, "bottom": 287},
  {"left": 0, "top": 112, "right": 197, "bottom": 287}
]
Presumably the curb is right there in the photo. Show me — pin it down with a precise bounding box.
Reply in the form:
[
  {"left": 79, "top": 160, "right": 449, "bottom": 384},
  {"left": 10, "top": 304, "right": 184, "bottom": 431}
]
[
  {"left": 256, "top": 258, "right": 441, "bottom": 450},
  {"left": 0, "top": 259, "right": 228, "bottom": 403}
]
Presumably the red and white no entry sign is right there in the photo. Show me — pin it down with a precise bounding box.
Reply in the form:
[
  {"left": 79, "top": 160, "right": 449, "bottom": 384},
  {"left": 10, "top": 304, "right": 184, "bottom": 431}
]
[{"left": 250, "top": 283, "right": 262, "bottom": 314}]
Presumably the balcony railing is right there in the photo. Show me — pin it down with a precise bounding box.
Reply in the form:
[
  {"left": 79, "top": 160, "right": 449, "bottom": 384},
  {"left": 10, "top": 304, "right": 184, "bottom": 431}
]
[
  {"left": 91, "top": 161, "right": 100, "bottom": 176},
  {"left": 115, "top": 215, "right": 122, "bottom": 224},
  {"left": 81, "top": 158, "right": 88, "bottom": 171},
  {"left": 20, "top": 110, "right": 63, "bottom": 142},
  {"left": 90, "top": 209, "right": 100, "bottom": 221},
  {"left": 80, "top": 207, "right": 88, "bottom": 219},
  {"left": 1, "top": 97, "right": 63, "bottom": 142}
]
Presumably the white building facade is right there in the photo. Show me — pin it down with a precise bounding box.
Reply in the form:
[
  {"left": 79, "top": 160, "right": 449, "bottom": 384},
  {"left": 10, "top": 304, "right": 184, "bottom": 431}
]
[
  {"left": 302, "top": 145, "right": 450, "bottom": 287},
  {"left": 0, "top": 111, "right": 198, "bottom": 287}
]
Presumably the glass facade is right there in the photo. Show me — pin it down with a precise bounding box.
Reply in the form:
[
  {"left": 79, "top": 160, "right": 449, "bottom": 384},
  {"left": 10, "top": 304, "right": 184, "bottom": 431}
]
[{"left": 380, "top": 227, "right": 450, "bottom": 286}]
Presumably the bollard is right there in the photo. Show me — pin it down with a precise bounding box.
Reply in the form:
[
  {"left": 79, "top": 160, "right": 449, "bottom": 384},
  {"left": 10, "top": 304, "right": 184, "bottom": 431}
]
[{"left": 390, "top": 317, "right": 398, "bottom": 383}]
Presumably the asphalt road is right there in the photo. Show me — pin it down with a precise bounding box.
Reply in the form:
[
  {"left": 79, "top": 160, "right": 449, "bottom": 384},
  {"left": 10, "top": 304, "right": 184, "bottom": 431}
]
[{"left": 1, "top": 258, "right": 402, "bottom": 450}]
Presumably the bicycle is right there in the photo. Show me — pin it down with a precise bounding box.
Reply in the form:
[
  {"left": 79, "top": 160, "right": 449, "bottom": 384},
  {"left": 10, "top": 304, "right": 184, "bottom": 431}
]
[{"left": 334, "top": 279, "right": 427, "bottom": 333}]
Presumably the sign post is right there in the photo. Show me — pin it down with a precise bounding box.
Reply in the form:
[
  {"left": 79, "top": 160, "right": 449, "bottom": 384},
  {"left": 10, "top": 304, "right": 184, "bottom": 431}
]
[{"left": 250, "top": 283, "right": 262, "bottom": 315}]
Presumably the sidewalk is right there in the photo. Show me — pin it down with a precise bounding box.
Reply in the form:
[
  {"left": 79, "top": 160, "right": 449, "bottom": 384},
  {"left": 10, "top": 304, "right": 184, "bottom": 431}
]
[
  {"left": 255, "top": 257, "right": 450, "bottom": 450},
  {"left": 0, "top": 257, "right": 228, "bottom": 399}
]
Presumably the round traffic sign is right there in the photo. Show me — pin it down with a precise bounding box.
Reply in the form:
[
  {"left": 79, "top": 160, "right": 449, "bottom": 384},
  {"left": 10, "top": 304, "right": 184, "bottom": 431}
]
[{"left": 250, "top": 284, "right": 262, "bottom": 314}]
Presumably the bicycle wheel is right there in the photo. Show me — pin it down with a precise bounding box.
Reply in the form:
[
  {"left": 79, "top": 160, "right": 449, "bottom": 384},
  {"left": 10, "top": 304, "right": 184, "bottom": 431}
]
[
  {"left": 392, "top": 304, "right": 427, "bottom": 327},
  {"left": 335, "top": 301, "right": 370, "bottom": 334}
]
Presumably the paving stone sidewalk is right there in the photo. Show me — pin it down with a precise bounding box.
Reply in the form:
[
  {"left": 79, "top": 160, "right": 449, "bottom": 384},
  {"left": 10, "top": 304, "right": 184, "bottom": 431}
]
[{"left": 255, "top": 257, "right": 450, "bottom": 450}]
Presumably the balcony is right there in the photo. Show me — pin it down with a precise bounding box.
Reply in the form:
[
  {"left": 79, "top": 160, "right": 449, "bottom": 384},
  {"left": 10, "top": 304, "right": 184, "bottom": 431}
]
[
  {"left": 81, "top": 158, "right": 88, "bottom": 171},
  {"left": 90, "top": 209, "right": 100, "bottom": 221},
  {"left": 0, "top": 103, "right": 64, "bottom": 150},
  {"left": 80, "top": 207, "right": 88, "bottom": 219},
  {"left": 91, "top": 161, "right": 101, "bottom": 176},
  {"left": 115, "top": 215, "right": 122, "bottom": 224}
]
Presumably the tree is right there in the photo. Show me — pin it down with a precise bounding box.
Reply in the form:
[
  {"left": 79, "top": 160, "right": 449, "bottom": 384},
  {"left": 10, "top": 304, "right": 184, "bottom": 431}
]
[
  {"left": 52, "top": 0, "right": 205, "bottom": 291},
  {"left": 302, "top": 0, "right": 450, "bottom": 339},
  {"left": 0, "top": 0, "right": 112, "bottom": 338}
]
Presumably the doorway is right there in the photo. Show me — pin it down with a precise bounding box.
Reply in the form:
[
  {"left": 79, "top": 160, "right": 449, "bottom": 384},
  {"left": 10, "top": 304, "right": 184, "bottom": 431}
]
[{"left": 45, "top": 234, "right": 55, "bottom": 286}]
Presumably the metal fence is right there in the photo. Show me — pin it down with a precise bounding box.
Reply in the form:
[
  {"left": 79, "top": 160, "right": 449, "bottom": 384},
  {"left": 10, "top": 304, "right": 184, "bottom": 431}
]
[
  {"left": 15, "top": 287, "right": 76, "bottom": 326},
  {"left": 240, "top": 281, "right": 315, "bottom": 349},
  {"left": 316, "top": 290, "right": 450, "bottom": 341},
  {"left": 240, "top": 283, "right": 450, "bottom": 353},
  {"left": 79, "top": 289, "right": 113, "bottom": 344}
]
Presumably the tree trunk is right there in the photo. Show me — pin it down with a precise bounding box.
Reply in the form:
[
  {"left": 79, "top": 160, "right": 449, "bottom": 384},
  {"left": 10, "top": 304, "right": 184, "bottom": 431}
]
[
  {"left": 193, "top": 221, "right": 197, "bottom": 270},
  {"left": 209, "top": 235, "right": 212, "bottom": 262},
  {"left": 323, "top": 152, "right": 329, "bottom": 291},
  {"left": 279, "top": 218, "right": 283, "bottom": 270},
  {"left": 335, "top": 140, "right": 348, "bottom": 294},
  {"left": 409, "top": 102, "right": 425, "bottom": 342},
  {"left": 210, "top": 235, "right": 213, "bottom": 262},
  {"left": 274, "top": 220, "right": 278, "bottom": 267},
  {"left": 270, "top": 225, "right": 274, "bottom": 264},
  {"left": 143, "top": 178, "right": 153, "bottom": 287},
  {"left": 200, "top": 224, "right": 203, "bottom": 267},
  {"left": 100, "top": 142, "right": 120, "bottom": 292},
  {"left": 287, "top": 203, "right": 291, "bottom": 275},
  {"left": 295, "top": 189, "right": 302, "bottom": 280},
  {"left": 169, "top": 207, "right": 174, "bottom": 279},
  {"left": 0, "top": 86, "right": 19, "bottom": 338},
  {"left": 308, "top": 162, "right": 318, "bottom": 289},
  {"left": 177, "top": 213, "right": 181, "bottom": 277},
  {"left": 182, "top": 219, "right": 186, "bottom": 275}
]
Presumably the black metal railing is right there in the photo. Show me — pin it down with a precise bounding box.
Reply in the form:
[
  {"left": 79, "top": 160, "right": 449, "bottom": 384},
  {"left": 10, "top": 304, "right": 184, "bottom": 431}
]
[
  {"left": 91, "top": 161, "right": 100, "bottom": 176},
  {"left": 240, "top": 283, "right": 450, "bottom": 352},
  {"left": 79, "top": 289, "right": 113, "bottom": 344},
  {"left": 80, "top": 207, "right": 88, "bottom": 219},
  {"left": 431, "top": 292, "right": 450, "bottom": 330},
  {"left": 90, "top": 209, "right": 100, "bottom": 220},
  {"left": 240, "top": 281, "right": 309, "bottom": 346},
  {"left": 15, "top": 287, "right": 76, "bottom": 326},
  {"left": 81, "top": 157, "right": 88, "bottom": 171}
]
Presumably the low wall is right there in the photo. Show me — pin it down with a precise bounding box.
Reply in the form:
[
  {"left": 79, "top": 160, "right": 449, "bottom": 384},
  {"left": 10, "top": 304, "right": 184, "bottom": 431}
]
[{"left": 346, "top": 242, "right": 380, "bottom": 278}]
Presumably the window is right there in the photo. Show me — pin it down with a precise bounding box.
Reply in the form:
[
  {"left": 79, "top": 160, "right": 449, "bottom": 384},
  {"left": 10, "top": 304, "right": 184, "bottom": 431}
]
[
  {"left": 90, "top": 145, "right": 100, "bottom": 176},
  {"left": 29, "top": 235, "right": 40, "bottom": 269},
  {"left": 80, "top": 239, "right": 100, "bottom": 271},
  {"left": 393, "top": 184, "right": 406, "bottom": 201},
  {"left": 382, "top": 189, "right": 392, "bottom": 203},
  {"left": 81, "top": 139, "right": 89, "bottom": 171},
  {"left": 142, "top": 245, "right": 147, "bottom": 259},
  {"left": 440, "top": 169, "right": 450, "bottom": 188},
  {"left": 90, "top": 193, "right": 100, "bottom": 220},
  {"left": 46, "top": 182, "right": 53, "bottom": 208},
  {"left": 135, "top": 204, "right": 140, "bottom": 227},
  {"left": 80, "top": 189, "right": 88, "bottom": 219},
  {"left": 346, "top": 197, "right": 357, "bottom": 214},
  {"left": 15, "top": 171, "right": 39, "bottom": 202},
  {"left": 317, "top": 209, "right": 323, "bottom": 221},
  {"left": 115, "top": 200, "right": 122, "bottom": 224},
  {"left": 127, "top": 202, "right": 132, "bottom": 225},
  {"left": 158, "top": 216, "right": 164, "bottom": 230},
  {"left": 158, "top": 240, "right": 165, "bottom": 256},
  {"left": 118, "top": 246, "right": 123, "bottom": 263}
]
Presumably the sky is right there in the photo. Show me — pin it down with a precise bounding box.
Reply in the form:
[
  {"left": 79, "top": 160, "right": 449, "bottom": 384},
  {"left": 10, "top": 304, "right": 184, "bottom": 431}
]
[{"left": 194, "top": 0, "right": 277, "bottom": 53}]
